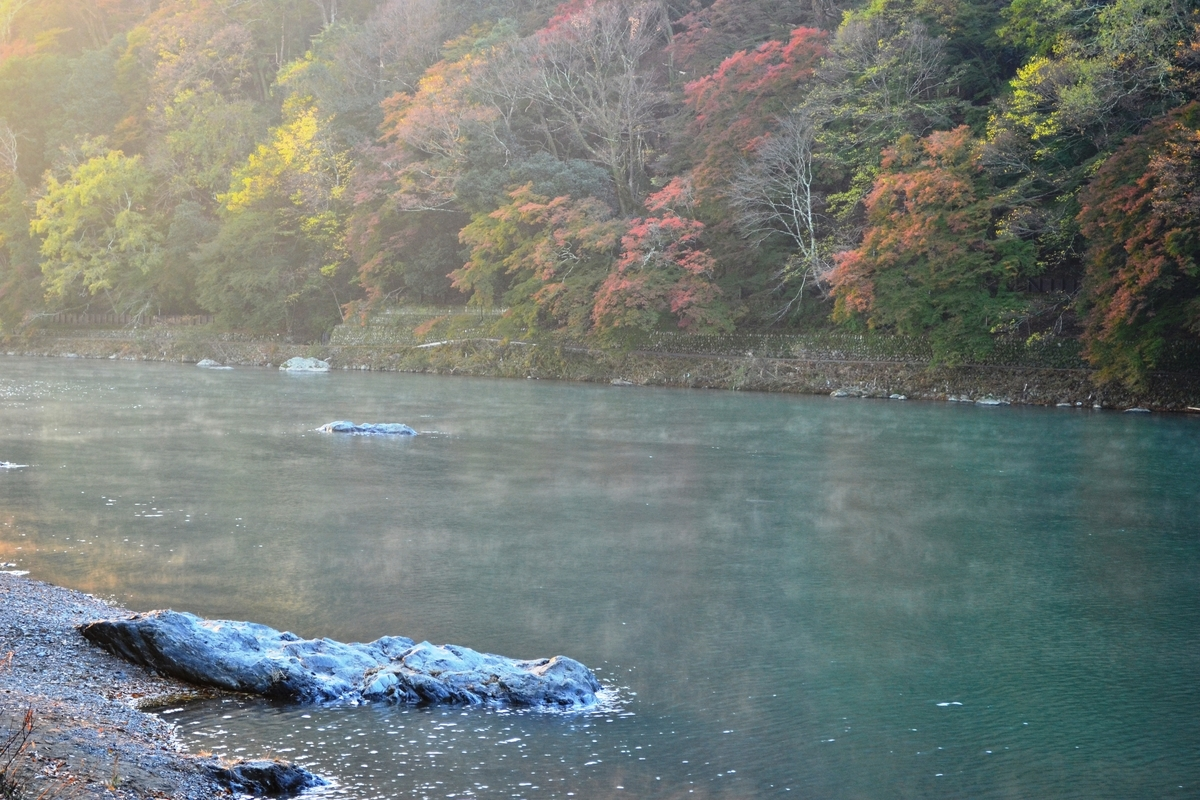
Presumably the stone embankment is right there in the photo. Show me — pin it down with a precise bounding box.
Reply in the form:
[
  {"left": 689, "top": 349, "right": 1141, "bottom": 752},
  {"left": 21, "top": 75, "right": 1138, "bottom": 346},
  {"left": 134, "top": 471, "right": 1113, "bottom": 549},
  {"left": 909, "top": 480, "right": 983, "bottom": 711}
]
[{"left": 4, "top": 325, "right": 1199, "bottom": 410}]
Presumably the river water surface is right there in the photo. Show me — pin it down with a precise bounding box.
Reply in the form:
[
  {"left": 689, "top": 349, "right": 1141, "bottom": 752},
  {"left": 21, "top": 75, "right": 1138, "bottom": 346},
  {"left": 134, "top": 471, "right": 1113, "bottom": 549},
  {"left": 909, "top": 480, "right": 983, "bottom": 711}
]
[{"left": 0, "top": 357, "right": 1197, "bottom": 799}]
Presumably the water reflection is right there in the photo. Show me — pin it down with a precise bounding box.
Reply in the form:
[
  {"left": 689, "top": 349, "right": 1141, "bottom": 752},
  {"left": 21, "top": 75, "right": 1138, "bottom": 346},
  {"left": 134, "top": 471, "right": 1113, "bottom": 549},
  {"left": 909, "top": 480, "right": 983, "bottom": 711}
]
[{"left": 1, "top": 358, "right": 1198, "bottom": 798}]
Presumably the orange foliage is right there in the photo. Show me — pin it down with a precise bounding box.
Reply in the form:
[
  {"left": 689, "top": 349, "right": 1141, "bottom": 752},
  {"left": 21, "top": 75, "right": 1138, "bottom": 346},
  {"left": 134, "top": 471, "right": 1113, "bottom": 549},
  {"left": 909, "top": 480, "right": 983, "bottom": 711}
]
[
  {"left": 1078, "top": 102, "right": 1200, "bottom": 386},
  {"left": 592, "top": 213, "right": 729, "bottom": 332},
  {"left": 829, "top": 126, "right": 1031, "bottom": 360},
  {"left": 682, "top": 26, "right": 827, "bottom": 196}
]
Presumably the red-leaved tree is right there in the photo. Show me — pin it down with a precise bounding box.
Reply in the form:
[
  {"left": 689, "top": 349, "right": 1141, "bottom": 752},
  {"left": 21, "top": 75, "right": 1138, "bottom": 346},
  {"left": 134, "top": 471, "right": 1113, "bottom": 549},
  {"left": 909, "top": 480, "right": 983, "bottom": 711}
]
[
  {"left": 592, "top": 213, "right": 731, "bottom": 333},
  {"left": 828, "top": 126, "right": 1033, "bottom": 362},
  {"left": 454, "top": 184, "right": 623, "bottom": 333},
  {"left": 1078, "top": 102, "right": 1200, "bottom": 388},
  {"left": 682, "top": 26, "right": 827, "bottom": 197}
]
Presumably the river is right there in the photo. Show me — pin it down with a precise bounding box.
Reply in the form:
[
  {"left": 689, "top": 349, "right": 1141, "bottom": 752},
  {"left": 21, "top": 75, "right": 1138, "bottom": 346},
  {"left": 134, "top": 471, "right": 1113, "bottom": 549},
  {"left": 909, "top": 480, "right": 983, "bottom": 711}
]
[{"left": 0, "top": 356, "right": 1197, "bottom": 798}]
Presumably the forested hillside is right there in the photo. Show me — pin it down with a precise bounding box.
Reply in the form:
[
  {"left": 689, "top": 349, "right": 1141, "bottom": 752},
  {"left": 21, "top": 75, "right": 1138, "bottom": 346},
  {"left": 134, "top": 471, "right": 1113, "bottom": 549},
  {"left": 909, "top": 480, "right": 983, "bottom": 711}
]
[{"left": 0, "top": 0, "right": 1196, "bottom": 386}]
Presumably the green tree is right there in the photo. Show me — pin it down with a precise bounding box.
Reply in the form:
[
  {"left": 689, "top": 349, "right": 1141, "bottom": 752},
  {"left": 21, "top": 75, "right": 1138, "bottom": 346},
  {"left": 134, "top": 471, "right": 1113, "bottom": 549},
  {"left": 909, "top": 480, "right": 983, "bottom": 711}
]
[
  {"left": 0, "top": 165, "right": 40, "bottom": 331},
  {"left": 31, "top": 148, "right": 162, "bottom": 315},
  {"left": 196, "top": 95, "right": 353, "bottom": 338},
  {"left": 809, "top": 14, "right": 965, "bottom": 226}
]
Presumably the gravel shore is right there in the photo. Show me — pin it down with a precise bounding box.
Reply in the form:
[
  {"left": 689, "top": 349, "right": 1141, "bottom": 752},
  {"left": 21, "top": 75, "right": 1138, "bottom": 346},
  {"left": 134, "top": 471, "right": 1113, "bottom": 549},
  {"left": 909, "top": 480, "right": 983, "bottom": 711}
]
[{"left": 0, "top": 572, "right": 261, "bottom": 799}]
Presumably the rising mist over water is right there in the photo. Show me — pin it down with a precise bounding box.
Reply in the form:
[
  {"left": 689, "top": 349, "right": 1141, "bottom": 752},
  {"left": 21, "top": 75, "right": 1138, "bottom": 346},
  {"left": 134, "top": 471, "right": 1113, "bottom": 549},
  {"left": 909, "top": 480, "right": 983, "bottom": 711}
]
[{"left": 1, "top": 357, "right": 1198, "bottom": 798}]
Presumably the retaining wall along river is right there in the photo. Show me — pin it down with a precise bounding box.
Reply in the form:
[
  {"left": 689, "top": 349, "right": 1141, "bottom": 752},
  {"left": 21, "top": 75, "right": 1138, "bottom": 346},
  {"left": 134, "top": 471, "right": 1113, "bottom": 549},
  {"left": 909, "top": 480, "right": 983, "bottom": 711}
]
[{"left": 4, "top": 323, "right": 1199, "bottom": 410}]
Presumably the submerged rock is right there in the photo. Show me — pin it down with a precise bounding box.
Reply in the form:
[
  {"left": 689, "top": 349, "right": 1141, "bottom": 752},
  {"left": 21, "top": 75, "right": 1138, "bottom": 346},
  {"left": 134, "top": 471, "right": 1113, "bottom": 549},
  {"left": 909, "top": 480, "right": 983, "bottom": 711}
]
[
  {"left": 79, "top": 610, "right": 601, "bottom": 710},
  {"left": 317, "top": 420, "right": 418, "bottom": 436},
  {"left": 196, "top": 358, "right": 232, "bottom": 369},
  {"left": 204, "top": 758, "right": 326, "bottom": 797},
  {"left": 279, "top": 357, "right": 330, "bottom": 372}
]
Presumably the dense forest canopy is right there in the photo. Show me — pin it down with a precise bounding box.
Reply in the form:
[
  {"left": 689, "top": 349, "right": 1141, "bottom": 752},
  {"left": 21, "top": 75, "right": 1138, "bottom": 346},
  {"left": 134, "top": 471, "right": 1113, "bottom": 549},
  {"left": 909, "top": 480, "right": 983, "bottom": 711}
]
[{"left": 0, "top": 0, "right": 1196, "bottom": 384}]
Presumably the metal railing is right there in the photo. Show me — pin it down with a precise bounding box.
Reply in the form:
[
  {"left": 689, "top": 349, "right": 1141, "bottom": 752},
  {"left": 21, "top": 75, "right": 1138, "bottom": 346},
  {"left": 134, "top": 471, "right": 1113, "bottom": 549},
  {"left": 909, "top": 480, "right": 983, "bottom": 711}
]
[{"left": 42, "top": 313, "right": 215, "bottom": 327}]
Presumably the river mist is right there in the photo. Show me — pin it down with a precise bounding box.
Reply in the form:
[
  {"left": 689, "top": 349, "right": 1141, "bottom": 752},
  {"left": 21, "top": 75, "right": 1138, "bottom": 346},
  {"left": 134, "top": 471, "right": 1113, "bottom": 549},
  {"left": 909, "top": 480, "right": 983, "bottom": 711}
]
[{"left": 1, "top": 357, "right": 1197, "bottom": 798}]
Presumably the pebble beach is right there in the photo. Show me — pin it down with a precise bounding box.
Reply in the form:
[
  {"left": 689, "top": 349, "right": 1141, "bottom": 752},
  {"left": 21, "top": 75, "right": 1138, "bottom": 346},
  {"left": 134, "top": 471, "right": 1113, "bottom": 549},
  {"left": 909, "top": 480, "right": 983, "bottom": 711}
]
[{"left": 0, "top": 572, "right": 264, "bottom": 799}]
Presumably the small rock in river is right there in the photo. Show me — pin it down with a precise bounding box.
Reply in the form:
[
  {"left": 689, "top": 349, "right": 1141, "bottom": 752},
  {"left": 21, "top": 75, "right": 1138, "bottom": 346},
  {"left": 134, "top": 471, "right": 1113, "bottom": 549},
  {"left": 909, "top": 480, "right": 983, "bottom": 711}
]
[
  {"left": 317, "top": 421, "right": 417, "bottom": 435},
  {"left": 279, "top": 357, "right": 330, "bottom": 372},
  {"left": 204, "top": 758, "right": 326, "bottom": 797}
]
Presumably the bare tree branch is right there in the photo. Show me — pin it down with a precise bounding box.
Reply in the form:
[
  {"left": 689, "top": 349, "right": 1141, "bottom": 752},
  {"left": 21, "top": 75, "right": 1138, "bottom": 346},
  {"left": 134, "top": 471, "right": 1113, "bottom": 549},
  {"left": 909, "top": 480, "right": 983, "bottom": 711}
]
[
  {"left": 0, "top": 0, "right": 33, "bottom": 44},
  {"left": 0, "top": 119, "right": 17, "bottom": 175},
  {"left": 729, "top": 113, "right": 830, "bottom": 314}
]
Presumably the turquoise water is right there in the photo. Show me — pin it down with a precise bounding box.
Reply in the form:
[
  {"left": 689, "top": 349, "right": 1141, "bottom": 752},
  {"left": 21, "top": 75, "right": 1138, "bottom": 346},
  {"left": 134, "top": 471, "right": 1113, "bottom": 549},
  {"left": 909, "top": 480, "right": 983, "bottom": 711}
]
[{"left": 0, "top": 357, "right": 1197, "bottom": 798}]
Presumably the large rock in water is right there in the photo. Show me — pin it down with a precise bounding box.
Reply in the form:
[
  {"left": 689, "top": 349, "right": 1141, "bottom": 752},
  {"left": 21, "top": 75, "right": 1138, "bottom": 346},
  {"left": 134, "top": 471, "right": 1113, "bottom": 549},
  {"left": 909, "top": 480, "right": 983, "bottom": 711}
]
[
  {"left": 317, "top": 420, "right": 418, "bottom": 435},
  {"left": 79, "top": 610, "right": 601, "bottom": 709}
]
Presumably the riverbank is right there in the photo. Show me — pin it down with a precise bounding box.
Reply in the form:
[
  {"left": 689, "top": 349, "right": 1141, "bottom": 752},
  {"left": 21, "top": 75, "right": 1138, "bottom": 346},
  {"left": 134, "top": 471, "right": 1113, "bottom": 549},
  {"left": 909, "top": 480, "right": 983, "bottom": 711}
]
[
  {"left": 5, "top": 327, "right": 1199, "bottom": 410},
  {"left": 0, "top": 573, "right": 304, "bottom": 799}
]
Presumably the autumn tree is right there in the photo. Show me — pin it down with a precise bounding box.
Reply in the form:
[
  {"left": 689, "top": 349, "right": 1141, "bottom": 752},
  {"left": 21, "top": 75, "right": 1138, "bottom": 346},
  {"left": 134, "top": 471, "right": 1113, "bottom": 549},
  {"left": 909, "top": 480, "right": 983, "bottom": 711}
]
[
  {"left": 681, "top": 25, "right": 827, "bottom": 197},
  {"left": 454, "top": 183, "right": 623, "bottom": 333},
  {"left": 350, "top": 18, "right": 621, "bottom": 313},
  {"left": 592, "top": 212, "right": 731, "bottom": 333},
  {"left": 374, "top": 38, "right": 508, "bottom": 212},
  {"left": 348, "top": 206, "right": 461, "bottom": 310},
  {"left": 829, "top": 126, "right": 1034, "bottom": 361},
  {"left": 344, "top": 29, "right": 510, "bottom": 311},
  {"left": 1078, "top": 102, "right": 1200, "bottom": 388},
  {"left": 671, "top": 0, "right": 837, "bottom": 77},
  {"left": 985, "top": 0, "right": 1197, "bottom": 268},
  {"left": 522, "top": 0, "right": 670, "bottom": 214},
  {"left": 267, "top": 0, "right": 470, "bottom": 152}
]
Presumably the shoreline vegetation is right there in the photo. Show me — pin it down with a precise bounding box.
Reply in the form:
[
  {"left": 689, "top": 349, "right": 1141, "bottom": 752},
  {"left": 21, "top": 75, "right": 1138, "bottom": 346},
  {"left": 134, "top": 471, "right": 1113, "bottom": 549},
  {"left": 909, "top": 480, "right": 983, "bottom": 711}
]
[
  {"left": 0, "top": 0, "right": 1197, "bottom": 400},
  {"left": 0, "top": 572, "right": 312, "bottom": 800},
  {"left": 3, "top": 315, "right": 1199, "bottom": 411}
]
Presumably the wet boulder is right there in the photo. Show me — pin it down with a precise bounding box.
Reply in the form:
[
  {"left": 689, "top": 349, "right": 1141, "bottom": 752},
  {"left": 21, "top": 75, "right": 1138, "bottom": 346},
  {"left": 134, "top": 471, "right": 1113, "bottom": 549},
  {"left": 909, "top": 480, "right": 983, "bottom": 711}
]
[
  {"left": 204, "top": 758, "right": 326, "bottom": 797},
  {"left": 360, "top": 642, "right": 601, "bottom": 708},
  {"left": 80, "top": 611, "right": 410, "bottom": 701},
  {"left": 279, "top": 357, "right": 329, "bottom": 372},
  {"left": 79, "top": 610, "right": 601, "bottom": 709},
  {"left": 317, "top": 421, "right": 418, "bottom": 435}
]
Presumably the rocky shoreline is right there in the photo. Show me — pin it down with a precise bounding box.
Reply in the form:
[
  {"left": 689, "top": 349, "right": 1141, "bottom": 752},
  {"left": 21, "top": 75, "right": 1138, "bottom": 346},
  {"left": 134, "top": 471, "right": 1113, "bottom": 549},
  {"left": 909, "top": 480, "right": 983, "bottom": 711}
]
[{"left": 0, "top": 573, "right": 313, "bottom": 799}]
